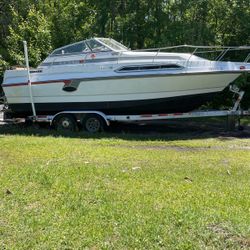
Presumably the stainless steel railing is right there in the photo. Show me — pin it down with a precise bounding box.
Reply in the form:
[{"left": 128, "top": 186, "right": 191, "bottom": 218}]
[{"left": 129, "top": 45, "right": 250, "bottom": 66}]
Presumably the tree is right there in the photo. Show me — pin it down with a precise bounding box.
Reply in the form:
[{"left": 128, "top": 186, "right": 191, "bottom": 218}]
[{"left": 6, "top": 5, "right": 52, "bottom": 67}]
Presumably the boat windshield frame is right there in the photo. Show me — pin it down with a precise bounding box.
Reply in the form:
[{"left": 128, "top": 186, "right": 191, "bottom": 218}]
[{"left": 49, "top": 38, "right": 128, "bottom": 57}]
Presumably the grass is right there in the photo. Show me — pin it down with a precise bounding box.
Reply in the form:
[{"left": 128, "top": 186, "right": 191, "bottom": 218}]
[{"left": 0, "top": 125, "right": 250, "bottom": 249}]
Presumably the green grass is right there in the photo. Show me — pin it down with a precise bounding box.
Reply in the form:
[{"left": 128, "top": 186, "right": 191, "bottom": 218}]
[{"left": 0, "top": 127, "right": 250, "bottom": 249}]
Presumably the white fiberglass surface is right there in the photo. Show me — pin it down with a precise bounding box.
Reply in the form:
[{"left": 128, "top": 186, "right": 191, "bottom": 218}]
[{"left": 4, "top": 73, "right": 240, "bottom": 104}]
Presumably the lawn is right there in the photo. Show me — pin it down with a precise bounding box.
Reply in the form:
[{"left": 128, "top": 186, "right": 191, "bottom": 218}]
[{"left": 0, "top": 127, "right": 250, "bottom": 249}]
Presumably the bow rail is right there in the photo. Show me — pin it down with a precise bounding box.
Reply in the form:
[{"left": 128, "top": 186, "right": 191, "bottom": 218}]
[{"left": 132, "top": 44, "right": 250, "bottom": 63}]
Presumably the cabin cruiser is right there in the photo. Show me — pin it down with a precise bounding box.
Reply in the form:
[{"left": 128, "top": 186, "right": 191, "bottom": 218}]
[{"left": 2, "top": 38, "right": 250, "bottom": 117}]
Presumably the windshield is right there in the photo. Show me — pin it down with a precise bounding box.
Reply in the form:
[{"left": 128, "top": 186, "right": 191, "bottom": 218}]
[
  {"left": 49, "top": 38, "right": 128, "bottom": 57},
  {"left": 51, "top": 41, "right": 90, "bottom": 56},
  {"left": 97, "top": 38, "right": 128, "bottom": 51},
  {"left": 85, "top": 39, "right": 111, "bottom": 52}
]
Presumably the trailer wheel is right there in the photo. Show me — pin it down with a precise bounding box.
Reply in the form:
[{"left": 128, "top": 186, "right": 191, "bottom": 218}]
[
  {"left": 82, "top": 114, "right": 105, "bottom": 133},
  {"left": 53, "top": 114, "right": 77, "bottom": 132}
]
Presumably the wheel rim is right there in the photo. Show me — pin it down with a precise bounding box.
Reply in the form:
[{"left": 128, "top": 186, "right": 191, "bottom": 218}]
[
  {"left": 62, "top": 120, "right": 70, "bottom": 128},
  {"left": 85, "top": 117, "right": 101, "bottom": 133},
  {"left": 58, "top": 117, "right": 75, "bottom": 131}
]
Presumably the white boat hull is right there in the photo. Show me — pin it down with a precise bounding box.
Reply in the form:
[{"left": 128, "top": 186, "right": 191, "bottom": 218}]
[{"left": 3, "top": 71, "right": 241, "bottom": 116}]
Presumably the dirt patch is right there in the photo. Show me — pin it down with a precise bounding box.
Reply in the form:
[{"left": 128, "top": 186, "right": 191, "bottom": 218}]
[
  {"left": 228, "top": 145, "right": 250, "bottom": 150},
  {"left": 109, "top": 144, "right": 203, "bottom": 151},
  {"left": 208, "top": 224, "right": 250, "bottom": 248},
  {"left": 108, "top": 144, "right": 250, "bottom": 152}
]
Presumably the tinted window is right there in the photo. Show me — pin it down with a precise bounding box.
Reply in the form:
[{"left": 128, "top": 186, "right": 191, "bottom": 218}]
[
  {"left": 118, "top": 64, "right": 182, "bottom": 72},
  {"left": 52, "top": 42, "right": 90, "bottom": 55},
  {"left": 86, "top": 39, "right": 111, "bottom": 52},
  {"left": 161, "top": 64, "right": 182, "bottom": 69}
]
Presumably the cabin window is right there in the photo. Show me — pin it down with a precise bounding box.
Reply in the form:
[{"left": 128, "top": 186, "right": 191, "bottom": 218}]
[
  {"left": 117, "top": 64, "right": 183, "bottom": 72},
  {"left": 160, "top": 64, "right": 182, "bottom": 69}
]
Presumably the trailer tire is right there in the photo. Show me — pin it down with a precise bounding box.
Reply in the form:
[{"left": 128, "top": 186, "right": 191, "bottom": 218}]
[
  {"left": 53, "top": 114, "right": 77, "bottom": 132},
  {"left": 82, "top": 114, "right": 105, "bottom": 133},
  {"left": 24, "top": 118, "right": 33, "bottom": 127}
]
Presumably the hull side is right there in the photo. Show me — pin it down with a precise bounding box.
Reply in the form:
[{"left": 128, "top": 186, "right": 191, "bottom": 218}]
[
  {"left": 3, "top": 72, "right": 240, "bottom": 102},
  {"left": 9, "top": 92, "right": 217, "bottom": 117},
  {"left": 3, "top": 72, "right": 240, "bottom": 117}
]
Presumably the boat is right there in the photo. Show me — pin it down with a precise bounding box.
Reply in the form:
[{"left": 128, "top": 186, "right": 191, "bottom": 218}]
[{"left": 2, "top": 38, "right": 250, "bottom": 117}]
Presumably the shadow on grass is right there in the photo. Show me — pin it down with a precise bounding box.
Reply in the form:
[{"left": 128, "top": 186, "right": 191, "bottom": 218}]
[{"left": 1, "top": 117, "right": 250, "bottom": 141}]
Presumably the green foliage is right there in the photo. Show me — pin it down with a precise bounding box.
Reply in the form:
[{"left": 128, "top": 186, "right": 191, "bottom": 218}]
[
  {"left": 6, "top": 6, "right": 52, "bottom": 67},
  {"left": 0, "top": 55, "right": 9, "bottom": 94},
  {"left": 0, "top": 56, "right": 9, "bottom": 75},
  {"left": 48, "top": 1, "right": 96, "bottom": 48}
]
